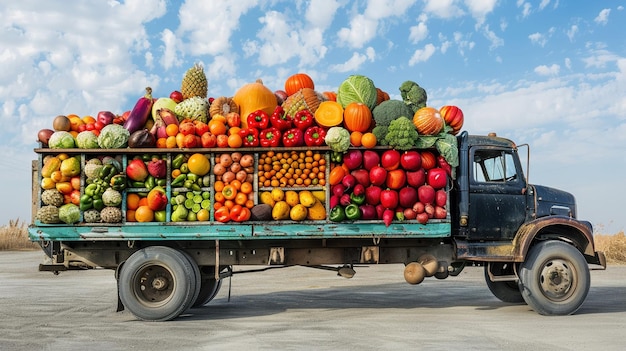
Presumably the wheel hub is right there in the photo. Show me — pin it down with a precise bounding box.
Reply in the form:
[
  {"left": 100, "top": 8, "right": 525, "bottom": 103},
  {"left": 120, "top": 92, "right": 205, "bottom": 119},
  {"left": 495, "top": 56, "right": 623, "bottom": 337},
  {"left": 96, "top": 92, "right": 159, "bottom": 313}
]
[{"left": 539, "top": 260, "right": 573, "bottom": 300}]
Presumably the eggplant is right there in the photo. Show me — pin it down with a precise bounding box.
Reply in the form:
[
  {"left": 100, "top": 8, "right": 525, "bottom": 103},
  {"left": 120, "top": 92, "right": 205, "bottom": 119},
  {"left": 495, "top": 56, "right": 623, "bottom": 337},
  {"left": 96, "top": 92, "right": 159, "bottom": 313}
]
[
  {"left": 124, "top": 87, "right": 153, "bottom": 134},
  {"left": 128, "top": 129, "right": 156, "bottom": 148}
]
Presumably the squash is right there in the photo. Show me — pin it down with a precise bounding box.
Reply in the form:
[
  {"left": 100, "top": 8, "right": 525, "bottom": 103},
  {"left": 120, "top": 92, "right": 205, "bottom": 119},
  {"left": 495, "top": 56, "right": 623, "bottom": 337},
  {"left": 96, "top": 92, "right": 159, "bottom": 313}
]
[
  {"left": 209, "top": 96, "right": 239, "bottom": 118},
  {"left": 322, "top": 91, "right": 337, "bottom": 101},
  {"left": 439, "top": 105, "right": 464, "bottom": 135},
  {"left": 376, "top": 88, "right": 390, "bottom": 105},
  {"left": 306, "top": 199, "right": 327, "bottom": 220},
  {"left": 328, "top": 165, "right": 346, "bottom": 186},
  {"left": 314, "top": 100, "right": 344, "bottom": 127},
  {"left": 343, "top": 102, "right": 372, "bottom": 133},
  {"left": 412, "top": 107, "right": 444, "bottom": 135},
  {"left": 232, "top": 79, "right": 277, "bottom": 128},
  {"left": 285, "top": 73, "right": 314, "bottom": 96}
]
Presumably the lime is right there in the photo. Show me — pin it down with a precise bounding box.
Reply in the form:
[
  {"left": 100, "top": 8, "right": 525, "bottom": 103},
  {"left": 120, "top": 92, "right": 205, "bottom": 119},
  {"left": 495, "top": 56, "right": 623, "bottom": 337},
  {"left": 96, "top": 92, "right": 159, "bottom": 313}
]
[
  {"left": 193, "top": 194, "right": 203, "bottom": 204},
  {"left": 184, "top": 198, "right": 195, "bottom": 209},
  {"left": 201, "top": 199, "right": 211, "bottom": 209},
  {"left": 191, "top": 203, "right": 201, "bottom": 213},
  {"left": 202, "top": 191, "right": 210, "bottom": 200}
]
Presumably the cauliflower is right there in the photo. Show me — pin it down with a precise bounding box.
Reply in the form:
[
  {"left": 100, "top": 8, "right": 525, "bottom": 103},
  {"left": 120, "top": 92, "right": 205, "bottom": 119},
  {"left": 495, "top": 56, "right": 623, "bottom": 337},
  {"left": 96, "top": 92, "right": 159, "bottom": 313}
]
[
  {"left": 324, "top": 126, "right": 351, "bottom": 153},
  {"left": 372, "top": 100, "right": 413, "bottom": 127},
  {"left": 399, "top": 81, "right": 427, "bottom": 114},
  {"left": 76, "top": 131, "right": 100, "bottom": 149},
  {"left": 384, "top": 116, "right": 419, "bottom": 150}
]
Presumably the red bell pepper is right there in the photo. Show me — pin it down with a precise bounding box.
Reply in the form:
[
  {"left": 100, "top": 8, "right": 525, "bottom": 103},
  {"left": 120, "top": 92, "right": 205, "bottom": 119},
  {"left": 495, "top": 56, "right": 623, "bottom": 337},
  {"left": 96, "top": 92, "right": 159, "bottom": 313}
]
[
  {"left": 215, "top": 206, "right": 230, "bottom": 223},
  {"left": 293, "top": 110, "right": 314, "bottom": 130},
  {"left": 282, "top": 128, "right": 304, "bottom": 147},
  {"left": 247, "top": 110, "right": 269, "bottom": 130},
  {"left": 270, "top": 105, "right": 293, "bottom": 131},
  {"left": 230, "top": 204, "right": 251, "bottom": 222},
  {"left": 259, "top": 127, "right": 281, "bottom": 147},
  {"left": 238, "top": 128, "right": 259, "bottom": 147},
  {"left": 304, "top": 126, "right": 326, "bottom": 146}
]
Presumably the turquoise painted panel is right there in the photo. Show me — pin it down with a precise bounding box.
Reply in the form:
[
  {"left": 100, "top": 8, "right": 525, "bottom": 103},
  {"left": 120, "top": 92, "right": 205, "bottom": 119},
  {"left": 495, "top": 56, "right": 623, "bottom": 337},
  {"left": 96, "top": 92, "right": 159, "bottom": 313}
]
[{"left": 252, "top": 221, "right": 451, "bottom": 238}]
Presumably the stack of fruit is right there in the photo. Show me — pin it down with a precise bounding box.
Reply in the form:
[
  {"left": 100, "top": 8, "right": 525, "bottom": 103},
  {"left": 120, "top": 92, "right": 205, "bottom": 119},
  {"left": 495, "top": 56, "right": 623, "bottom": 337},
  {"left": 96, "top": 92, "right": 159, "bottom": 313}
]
[
  {"left": 258, "top": 188, "right": 326, "bottom": 221},
  {"left": 257, "top": 150, "right": 326, "bottom": 188},
  {"left": 36, "top": 154, "right": 82, "bottom": 224},
  {"left": 124, "top": 155, "right": 168, "bottom": 222},
  {"left": 80, "top": 156, "right": 125, "bottom": 223},
  {"left": 212, "top": 152, "right": 255, "bottom": 223},
  {"left": 328, "top": 148, "right": 450, "bottom": 226}
]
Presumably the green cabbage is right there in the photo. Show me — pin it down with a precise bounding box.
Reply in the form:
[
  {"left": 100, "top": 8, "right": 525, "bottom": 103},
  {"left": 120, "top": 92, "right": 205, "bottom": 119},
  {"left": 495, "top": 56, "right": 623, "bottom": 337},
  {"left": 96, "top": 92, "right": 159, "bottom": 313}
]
[
  {"left": 48, "top": 131, "right": 76, "bottom": 149},
  {"left": 324, "top": 126, "right": 351, "bottom": 153},
  {"left": 76, "top": 131, "right": 100, "bottom": 149},
  {"left": 58, "top": 203, "right": 80, "bottom": 224},
  {"left": 98, "top": 124, "right": 130, "bottom": 149},
  {"left": 336, "top": 75, "right": 377, "bottom": 110}
]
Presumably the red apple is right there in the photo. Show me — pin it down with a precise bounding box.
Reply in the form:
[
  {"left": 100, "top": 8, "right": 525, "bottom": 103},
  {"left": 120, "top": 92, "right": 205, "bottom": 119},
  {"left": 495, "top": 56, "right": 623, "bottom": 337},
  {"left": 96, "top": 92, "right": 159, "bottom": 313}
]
[
  {"left": 126, "top": 158, "right": 148, "bottom": 181},
  {"left": 381, "top": 149, "right": 401, "bottom": 171},
  {"left": 362, "top": 150, "right": 380, "bottom": 170},
  {"left": 406, "top": 169, "right": 426, "bottom": 187},
  {"left": 351, "top": 169, "right": 371, "bottom": 188},
  {"left": 380, "top": 189, "right": 398, "bottom": 209},
  {"left": 386, "top": 169, "right": 406, "bottom": 189},
  {"left": 412, "top": 201, "right": 425, "bottom": 214},
  {"left": 365, "top": 185, "right": 382, "bottom": 206},
  {"left": 369, "top": 166, "right": 387, "bottom": 186},
  {"left": 147, "top": 186, "right": 168, "bottom": 211},
  {"left": 399, "top": 187, "right": 418, "bottom": 208},
  {"left": 427, "top": 168, "right": 448, "bottom": 189},
  {"left": 403, "top": 208, "right": 417, "bottom": 220},
  {"left": 435, "top": 189, "right": 447, "bottom": 207},
  {"left": 416, "top": 212, "right": 429, "bottom": 224},
  {"left": 170, "top": 90, "right": 184, "bottom": 103},
  {"left": 434, "top": 206, "right": 447, "bottom": 219},
  {"left": 400, "top": 150, "right": 421, "bottom": 171},
  {"left": 418, "top": 184, "right": 435, "bottom": 204}
]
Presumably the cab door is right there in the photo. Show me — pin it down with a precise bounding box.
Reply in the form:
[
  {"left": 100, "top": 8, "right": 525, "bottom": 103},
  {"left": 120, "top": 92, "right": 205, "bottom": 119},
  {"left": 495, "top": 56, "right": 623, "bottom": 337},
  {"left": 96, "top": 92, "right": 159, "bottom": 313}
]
[{"left": 466, "top": 147, "right": 527, "bottom": 240}]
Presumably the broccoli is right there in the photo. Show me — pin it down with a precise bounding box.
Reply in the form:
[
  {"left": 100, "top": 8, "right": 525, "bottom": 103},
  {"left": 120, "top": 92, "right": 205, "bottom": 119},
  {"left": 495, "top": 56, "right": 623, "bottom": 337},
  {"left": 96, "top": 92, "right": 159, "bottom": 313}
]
[
  {"left": 384, "top": 116, "right": 418, "bottom": 150},
  {"left": 372, "top": 125, "right": 389, "bottom": 146},
  {"left": 372, "top": 99, "right": 413, "bottom": 127},
  {"left": 399, "top": 81, "right": 427, "bottom": 114}
]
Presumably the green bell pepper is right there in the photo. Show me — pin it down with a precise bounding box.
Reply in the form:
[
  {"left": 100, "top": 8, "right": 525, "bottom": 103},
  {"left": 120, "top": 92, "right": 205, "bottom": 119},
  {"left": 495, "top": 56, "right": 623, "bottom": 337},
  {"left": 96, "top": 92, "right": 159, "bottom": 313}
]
[
  {"left": 329, "top": 205, "right": 346, "bottom": 222},
  {"left": 350, "top": 193, "right": 365, "bottom": 206},
  {"left": 79, "top": 195, "right": 93, "bottom": 211},
  {"left": 93, "top": 198, "right": 104, "bottom": 211},
  {"left": 110, "top": 174, "right": 127, "bottom": 191},
  {"left": 344, "top": 204, "right": 361, "bottom": 220}
]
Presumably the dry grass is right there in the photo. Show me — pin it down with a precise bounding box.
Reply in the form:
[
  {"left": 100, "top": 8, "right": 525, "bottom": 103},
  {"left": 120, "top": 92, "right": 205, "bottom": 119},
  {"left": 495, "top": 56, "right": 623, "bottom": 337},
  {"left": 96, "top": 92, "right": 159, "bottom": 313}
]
[
  {"left": 1, "top": 219, "right": 625, "bottom": 264},
  {"left": 0, "top": 219, "right": 39, "bottom": 251}
]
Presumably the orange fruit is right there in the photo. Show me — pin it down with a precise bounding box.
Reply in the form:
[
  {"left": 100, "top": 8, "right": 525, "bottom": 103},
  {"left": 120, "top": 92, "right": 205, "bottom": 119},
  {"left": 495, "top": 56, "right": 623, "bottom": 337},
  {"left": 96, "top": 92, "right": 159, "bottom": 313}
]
[
  {"left": 361, "top": 132, "right": 377, "bottom": 148},
  {"left": 138, "top": 197, "right": 149, "bottom": 207},
  {"left": 228, "top": 126, "right": 241, "bottom": 136},
  {"left": 350, "top": 131, "right": 363, "bottom": 147},
  {"left": 156, "top": 137, "right": 167, "bottom": 148},
  {"left": 81, "top": 115, "right": 96, "bottom": 124},
  {"left": 240, "top": 182, "right": 253, "bottom": 194},
  {"left": 126, "top": 193, "right": 141, "bottom": 211},
  {"left": 187, "top": 153, "right": 210, "bottom": 176},
  {"left": 166, "top": 135, "right": 177, "bottom": 148},
  {"left": 165, "top": 124, "right": 179, "bottom": 137},
  {"left": 235, "top": 192, "right": 248, "bottom": 206},
  {"left": 227, "top": 134, "right": 243, "bottom": 148},
  {"left": 135, "top": 205, "right": 154, "bottom": 222},
  {"left": 69, "top": 130, "right": 78, "bottom": 138},
  {"left": 126, "top": 209, "right": 136, "bottom": 222},
  {"left": 229, "top": 179, "right": 242, "bottom": 191},
  {"left": 208, "top": 120, "right": 227, "bottom": 135},
  {"left": 211, "top": 114, "right": 227, "bottom": 124},
  {"left": 214, "top": 180, "right": 225, "bottom": 192}
]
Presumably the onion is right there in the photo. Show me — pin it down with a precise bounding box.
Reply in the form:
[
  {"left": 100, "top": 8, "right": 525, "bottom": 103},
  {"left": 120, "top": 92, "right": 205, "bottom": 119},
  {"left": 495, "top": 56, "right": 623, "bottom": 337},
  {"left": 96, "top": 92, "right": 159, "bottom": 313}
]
[
  {"left": 220, "top": 154, "right": 233, "bottom": 168},
  {"left": 230, "top": 162, "right": 241, "bottom": 173},
  {"left": 222, "top": 171, "right": 236, "bottom": 183},
  {"left": 236, "top": 170, "right": 248, "bottom": 182},
  {"left": 38, "top": 129, "right": 55, "bottom": 146},
  {"left": 231, "top": 152, "right": 242, "bottom": 163},
  {"left": 240, "top": 154, "right": 254, "bottom": 168}
]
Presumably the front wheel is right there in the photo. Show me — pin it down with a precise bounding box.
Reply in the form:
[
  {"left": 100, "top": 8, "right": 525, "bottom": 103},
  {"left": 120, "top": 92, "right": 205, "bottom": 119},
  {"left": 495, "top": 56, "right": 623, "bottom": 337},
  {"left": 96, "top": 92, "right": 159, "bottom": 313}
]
[
  {"left": 119, "top": 246, "right": 200, "bottom": 321},
  {"left": 518, "top": 240, "right": 590, "bottom": 315}
]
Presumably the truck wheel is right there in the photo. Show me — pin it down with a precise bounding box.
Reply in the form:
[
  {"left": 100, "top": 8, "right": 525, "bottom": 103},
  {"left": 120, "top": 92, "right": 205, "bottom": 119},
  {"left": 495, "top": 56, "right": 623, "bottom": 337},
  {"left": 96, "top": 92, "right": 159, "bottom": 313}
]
[
  {"left": 119, "top": 246, "right": 199, "bottom": 321},
  {"left": 192, "top": 266, "right": 223, "bottom": 308},
  {"left": 484, "top": 262, "right": 524, "bottom": 303},
  {"left": 518, "top": 240, "right": 590, "bottom": 315}
]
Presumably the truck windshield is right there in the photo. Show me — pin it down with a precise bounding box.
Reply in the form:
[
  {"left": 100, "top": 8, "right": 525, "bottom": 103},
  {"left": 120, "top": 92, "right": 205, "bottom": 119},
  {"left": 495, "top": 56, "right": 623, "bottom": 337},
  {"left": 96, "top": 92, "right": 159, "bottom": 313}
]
[{"left": 473, "top": 150, "right": 518, "bottom": 183}]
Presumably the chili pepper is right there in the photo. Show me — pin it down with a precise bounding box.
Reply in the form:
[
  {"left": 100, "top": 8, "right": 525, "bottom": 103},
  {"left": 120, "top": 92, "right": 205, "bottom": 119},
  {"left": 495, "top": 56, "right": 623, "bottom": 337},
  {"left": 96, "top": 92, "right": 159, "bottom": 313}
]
[
  {"left": 269, "top": 105, "right": 293, "bottom": 131},
  {"left": 350, "top": 193, "right": 365, "bottom": 206},
  {"left": 259, "top": 127, "right": 281, "bottom": 147},
  {"left": 282, "top": 128, "right": 304, "bottom": 147},
  {"left": 172, "top": 154, "right": 185, "bottom": 170},
  {"left": 293, "top": 110, "right": 314, "bottom": 130},
  {"left": 229, "top": 204, "right": 251, "bottom": 222},
  {"left": 329, "top": 205, "right": 346, "bottom": 222},
  {"left": 171, "top": 174, "right": 187, "bottom": 187},
  {"left": 222, "top": 185, "right": 237, "bottom": 200},
  {"left": 247, "top": 110, "right": 270, "bottom": 130},
  {"left": 344, "top": 204, "right": 361, "bottom": 220},
  {"left": 98, "top": 164, "right": 116, "bottom": 181},
  {"left": 331, "top": 151, "right": 343, "bottom": 163},
  {"left": 144, "top": 175, "right": 156, "bottom": 190},
  {"left": 110, "top": 174, "right": 127, "bottom": 191},
  {"left": 238, "top": 128, "right": 259, "bottom": 147},
  {"left": 215, "top": 206, "right": 230, "bottom": 223},
  {"left": 79, "top": 195, "right": 93, "bottom": 211},
  {"left": 304, "top": 126, "right": 326, "bottom": 146}
]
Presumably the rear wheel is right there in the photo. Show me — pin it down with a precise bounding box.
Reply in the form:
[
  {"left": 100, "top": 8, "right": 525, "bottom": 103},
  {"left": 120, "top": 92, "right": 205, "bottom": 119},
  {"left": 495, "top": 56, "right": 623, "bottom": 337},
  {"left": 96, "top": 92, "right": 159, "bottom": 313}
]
[
  {"left": 484, "top": 262, "right": 524, "bottom": 303},
  {"left": 518, "top": 240, "right": 590, "bottom": 315},
  {"left": 119, "top": 246, "right": 199, "bottom": 321}
]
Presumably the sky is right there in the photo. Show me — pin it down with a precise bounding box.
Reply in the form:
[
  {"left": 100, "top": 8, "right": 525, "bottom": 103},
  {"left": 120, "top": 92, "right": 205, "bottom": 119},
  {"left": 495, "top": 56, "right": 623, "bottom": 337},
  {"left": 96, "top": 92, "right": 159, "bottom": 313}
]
[{"left": 1, "top": 0, "right": 624, "bottom": 234}]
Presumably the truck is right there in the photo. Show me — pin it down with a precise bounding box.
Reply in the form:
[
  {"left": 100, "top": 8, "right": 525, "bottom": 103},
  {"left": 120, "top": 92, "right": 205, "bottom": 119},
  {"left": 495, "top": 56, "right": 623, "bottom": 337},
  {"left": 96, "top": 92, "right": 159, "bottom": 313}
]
[{"left": 28, "top": 131, "right": 606, "bottom": 321}]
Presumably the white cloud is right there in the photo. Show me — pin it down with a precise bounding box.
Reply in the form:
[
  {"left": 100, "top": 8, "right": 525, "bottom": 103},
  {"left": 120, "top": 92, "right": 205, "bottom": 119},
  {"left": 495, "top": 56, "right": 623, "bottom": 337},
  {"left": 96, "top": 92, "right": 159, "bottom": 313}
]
[
  {"left": 408, "top": 43, "right": 436, "bottom": 65},
  {"left": 464, "top": 0, "right": 498, "bottom": 27},
  {"left": 594, "top": 9, "right": 610, "bottom": 25},
  {"left": 159, "top": 29, "right": 180, "bottom": 70},
  {"left": 529, "top": 32, "right": 546, "bottom": 47},
  {"left": 337, "top": 14, "right": 378, "bottom": 48},
  {"left": 567, "top": 25, "right": 578, "bottom": 42},
  {"left": 423, "top": 0, "right": 464, "bottom": 18},
  {"left": 306, "top": 0, "right": 341, "bottom": 29},
  {"left": 534, "top": 64, "right": 560, "bottom": 76},
  {"left": 582, "top": 49, "right": 620, "bottom": 69},
  {"left": 518, "top": 1, "right": 532, "bottom": 18},
  {"left": 538, "top": 0, "right": 550, "bottom": 10},
  {"left": 409, "top": 21, "right": 428, "bottom": 43},
  {"left": 483, "top": 25, "right": 503, "bottom": 49},
  {"left": 330, "top": 49, "right": 375, "bottom": 72},
  {"left": 565, "top": 57, "right": 572, "bottom": 70}
]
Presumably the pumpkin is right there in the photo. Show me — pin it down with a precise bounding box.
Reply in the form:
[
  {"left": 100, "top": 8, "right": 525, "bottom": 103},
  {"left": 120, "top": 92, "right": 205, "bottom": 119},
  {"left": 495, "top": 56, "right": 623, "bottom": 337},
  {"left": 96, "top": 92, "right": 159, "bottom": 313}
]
[
  {"left": 376, "top": 88, "right": 390, "bottom": 105},
  {"left": 314, "top": 100, "right": 344, "bottom": 127},
  {"left": 282, "top": 88, "right": 323, "bottom": 117},
  {"left": 285, "top": 73, "right": 314, "bottom": 96},
  {"left": 413, "top": 107, "right": 444, "bottom": 135},
  {"left": 209, "top": 96, "right": 239, "bottom": 118},
  {"left": 439, "top": 105, "right": 464, "bottom": 135},
  {"left": 343, "top": 102, "right": 372, "bottom": 133},
  {"left": 322, "top": 91, "right": 337, "bottom": 101},
  {"left": 420, "top": 151, "right": 436, "bottom": 170},
  {"left": 232, "top": 79, "right": 277, "bottom": 128}
]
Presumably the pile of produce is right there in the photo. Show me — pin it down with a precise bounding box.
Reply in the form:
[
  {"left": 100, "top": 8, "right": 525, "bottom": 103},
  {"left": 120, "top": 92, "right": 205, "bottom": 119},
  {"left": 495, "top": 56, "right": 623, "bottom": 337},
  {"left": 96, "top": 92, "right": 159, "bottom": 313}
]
[{"left": 35, "top": 67, "right": 466, "bottom": 226}]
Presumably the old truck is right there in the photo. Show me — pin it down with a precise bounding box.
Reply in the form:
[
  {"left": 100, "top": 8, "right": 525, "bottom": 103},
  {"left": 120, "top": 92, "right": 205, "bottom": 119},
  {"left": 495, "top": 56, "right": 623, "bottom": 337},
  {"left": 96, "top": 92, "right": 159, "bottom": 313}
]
[{"left": 28, "top": 131, "right": 606, "bottom": 321}]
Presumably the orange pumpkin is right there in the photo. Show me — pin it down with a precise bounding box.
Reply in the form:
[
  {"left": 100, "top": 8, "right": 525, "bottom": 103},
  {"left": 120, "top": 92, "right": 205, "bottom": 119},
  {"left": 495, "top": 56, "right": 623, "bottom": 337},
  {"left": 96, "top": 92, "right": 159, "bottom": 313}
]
[
  {"left": 376, "top": 88, "right": 390, "bottom": 105},
  {"left": 323, "top": 91, "right": 337, "bottom": 101},
  {"left": 232, "top": 79, "right": 277, "bottom": 128},
  {"left": 314, "top": 100, "right": 344, "bottom": 127},
  {"left": 439, "top": 105, "right": 464, "bottom": 135},
  {"left": 413, "top": 107, "right": 444, "bottom": 135},
  {"left": 285, "top": 73, "right": 314, "bottom": 96},
  {"left": 343, "top": 102, "right": 372, "bottom": 133}
]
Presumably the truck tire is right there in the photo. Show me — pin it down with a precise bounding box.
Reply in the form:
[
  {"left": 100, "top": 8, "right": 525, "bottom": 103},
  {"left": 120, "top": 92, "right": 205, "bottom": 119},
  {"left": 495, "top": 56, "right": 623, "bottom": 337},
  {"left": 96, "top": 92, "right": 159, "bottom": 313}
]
[
  {"left": 518, "top": 240, "right": 590, "bottom": 316},
  {"left": 119, "top": 246, "right": 200, "bottom": 321},
  {"left": 192, "top": 266, "right": 223, "bottom": 308},
  {"left": 484, "top": 262, "right": 525, "bottom": 303}
]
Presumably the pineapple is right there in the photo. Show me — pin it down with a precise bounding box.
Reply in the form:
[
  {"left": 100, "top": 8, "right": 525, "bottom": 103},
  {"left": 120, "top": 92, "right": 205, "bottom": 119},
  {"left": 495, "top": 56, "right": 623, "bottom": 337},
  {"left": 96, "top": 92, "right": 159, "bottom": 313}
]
[{"left": 181, "top": 63, "right": 208, "bottom": 99}]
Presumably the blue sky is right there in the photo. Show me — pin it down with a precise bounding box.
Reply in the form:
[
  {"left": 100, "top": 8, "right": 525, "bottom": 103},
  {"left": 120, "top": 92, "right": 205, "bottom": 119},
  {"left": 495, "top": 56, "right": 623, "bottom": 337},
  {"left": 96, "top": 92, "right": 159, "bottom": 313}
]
[{"left": 1, "top": 0, "right": 625, "bottom": 233}]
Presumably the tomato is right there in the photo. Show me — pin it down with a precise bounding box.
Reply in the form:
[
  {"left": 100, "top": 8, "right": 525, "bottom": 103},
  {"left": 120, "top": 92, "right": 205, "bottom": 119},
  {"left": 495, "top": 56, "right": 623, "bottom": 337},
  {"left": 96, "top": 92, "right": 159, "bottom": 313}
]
[
  {"left": 94, "top": 121, "right": 105, "bottom": 131},
  {"left": 215, "top": 206, "right": 230, "bottom": 223},
  {"left": 229, "top": 204, "right": 251, "bottom": 222}
]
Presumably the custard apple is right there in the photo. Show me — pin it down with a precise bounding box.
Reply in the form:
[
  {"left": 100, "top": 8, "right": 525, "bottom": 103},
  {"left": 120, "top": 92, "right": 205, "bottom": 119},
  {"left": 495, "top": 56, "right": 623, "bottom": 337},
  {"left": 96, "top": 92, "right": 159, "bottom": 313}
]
[
  {"left": 100, "top": 206, "right": 122, "bottom": 223},
  {"left": 83, "top": 209, "right": 101, "bottom": 223},
  {"left": 36, "top": 205, "right": 61, "bottom": 224},
  {"left": 41, "top": 189, "right": 64, "bottom": 207},
  {"left": 175, "top": 96, "right": 208, "bottom": 123}
]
